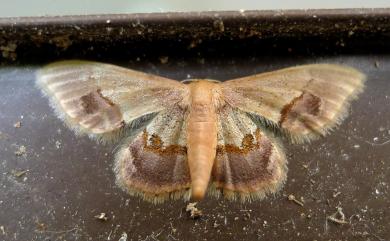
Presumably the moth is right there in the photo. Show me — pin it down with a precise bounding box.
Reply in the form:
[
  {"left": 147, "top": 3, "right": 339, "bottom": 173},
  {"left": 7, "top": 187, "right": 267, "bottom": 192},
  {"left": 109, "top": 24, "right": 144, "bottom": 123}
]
[{"left": 36, "top": 61, "right": 365, "bottom": 203}]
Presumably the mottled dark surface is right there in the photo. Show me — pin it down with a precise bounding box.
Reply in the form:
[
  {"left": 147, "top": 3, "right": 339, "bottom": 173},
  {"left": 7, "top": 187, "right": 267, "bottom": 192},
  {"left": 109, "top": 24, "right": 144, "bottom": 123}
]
[
  {"left": 1, "top": 54, "right": 389, "bottom": 241},
  {"left": 0, "top": 10, "right": 389, "bottom": 241}
]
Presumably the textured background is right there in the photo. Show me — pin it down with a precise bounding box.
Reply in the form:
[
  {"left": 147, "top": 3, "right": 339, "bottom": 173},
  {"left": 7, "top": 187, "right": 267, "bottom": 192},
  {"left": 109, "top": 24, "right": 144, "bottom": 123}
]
[
  {"left": 0, "top": 0, "right": 389, "bottom": 17},
  {"left": 0, "top": 9, "right": 389, "bottom": 241}
]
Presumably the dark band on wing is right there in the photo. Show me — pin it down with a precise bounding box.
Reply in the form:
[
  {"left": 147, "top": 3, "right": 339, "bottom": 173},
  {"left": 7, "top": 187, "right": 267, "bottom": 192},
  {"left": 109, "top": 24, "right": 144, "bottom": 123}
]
[
  {"left": 278, "top": 91, "right": 322, "bottom": 126},
  {"left": 143, "top": 130, "right": 187, "bottom": 155},
  {"left": 80, "top": 89, "right": 115, "bottom": 114}
]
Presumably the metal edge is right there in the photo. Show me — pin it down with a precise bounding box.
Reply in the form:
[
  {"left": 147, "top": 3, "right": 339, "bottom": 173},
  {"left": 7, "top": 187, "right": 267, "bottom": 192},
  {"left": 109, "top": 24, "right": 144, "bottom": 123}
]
[{"left": 0, "top": 8, "right": 390, "bottom": 26}]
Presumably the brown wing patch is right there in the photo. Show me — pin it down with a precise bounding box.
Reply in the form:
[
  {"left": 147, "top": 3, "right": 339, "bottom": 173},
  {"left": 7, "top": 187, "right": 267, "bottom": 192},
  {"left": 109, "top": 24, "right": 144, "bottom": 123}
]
[
  {"left": 143, "top": 131, "right": 187, "bottom": 155},
  {"left": 80, "top": 89, "right": 115, "bottom": 114},
  {"left": 60, "top": 88, "right": 124, "bottom": 134},
  {"left": 217, "top": 129, "right": 263, "bottom": 154},
  {"left": 279, "top": 91, "right": 321, "bottom": 127}
]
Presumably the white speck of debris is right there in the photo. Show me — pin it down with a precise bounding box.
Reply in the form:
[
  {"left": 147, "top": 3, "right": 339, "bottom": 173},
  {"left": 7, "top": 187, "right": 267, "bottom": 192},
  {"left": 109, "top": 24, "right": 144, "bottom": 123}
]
[
  {"left": 118, "top": 232, "right": 127, "bottom": 241},
  {"left": 213, "top": 221, "right": 219, "bottom": 228},
  {"left": 186, "top": 74, "right": 191, "bottom": 79},
  {"left": 239, "top": 9, "right": 245, "bottom": 13},
  {"left": 186, "top": 202, "right": 202, "bottom": 218},
  {"left": 375, "top": 189, "right": 380, "bottom": 195},
  {"left": 94, "top": 212, "right": 108, "bottom": 221},
  {"left": 341, "top": 153, "right": 350, "bottom": 161},
  {"left": 20, "top": 115, "right": 24, "bottom": 119},
  {"left": 55, "top": 140, "right": 61, "bottom": 149},
  {"left": 13, "top": 121, "right": 21, "bottom": 128},
  {"left": 0, "top": 225, "right": 5, "bottom": 235},
  {"left": 288, "top": 194, "right": 304, "bottom": 206},
  {"left": 353, "top": 144, "right": 360, "bottom": 149},
  {"left": 327, "top": 207, "right": 348, "bottom": 224},
  {"left": 361, "top": 206, "right": 368, "bottom": 213},
  {"left": 14, "top": 145, "right": 26, "bottom": 156},
  {"left": 373, "top": 137, "right": 379, "bottom": 142},
  {"left": 106, "top": 19, "right": 111, "bottom": 24}
]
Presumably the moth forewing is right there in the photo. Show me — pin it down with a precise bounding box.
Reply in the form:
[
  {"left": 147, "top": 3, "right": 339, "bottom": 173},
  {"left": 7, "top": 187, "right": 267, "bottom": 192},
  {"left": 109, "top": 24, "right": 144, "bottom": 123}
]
[
  {"left": 36, "top": 60, "right": 189, "bottom": 142},
  {"left": 221, "top": 64, "right": 366, "bottom": 143}
]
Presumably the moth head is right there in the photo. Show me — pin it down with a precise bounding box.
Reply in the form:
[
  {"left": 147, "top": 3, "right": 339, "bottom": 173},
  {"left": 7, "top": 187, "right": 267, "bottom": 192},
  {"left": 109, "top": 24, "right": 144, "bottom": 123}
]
[{"left": 185, "top": 79, "right": 226, "bottom": 110}]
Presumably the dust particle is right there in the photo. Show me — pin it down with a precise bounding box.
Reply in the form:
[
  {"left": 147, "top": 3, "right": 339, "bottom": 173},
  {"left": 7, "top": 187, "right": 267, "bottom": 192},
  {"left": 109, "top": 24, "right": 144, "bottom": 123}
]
[
  {"left": 118, "top": 232, "right": 128, "bottom": 241},
  {"left": 94, "top": 212, "right": 108, "bottom": 221},
  {"left": 55, "top": 140, "right": 61, "bottom": 149},
  {"left": 14, "top": 145, "right": 26, "bottom": 156},
  {"left": 287, "top": 194, "right": 304, "bottom": 206},
  {"left": 186, "top": 202, "right": 202, "bottom": 219},
  {"left": 327, "top": 207, "right": 348, "bottom": 225},
  {"left": 159, "top": 56, "right": 169, "bottom": 64},
  {"left": 333, "top": 191, "right": 341, "bottom": 198},
  {"left": 12, "top": 169, "right": 28, "bottom": 177},
  {"left": 13, "top": 121, "right": 21, "bottom": 128}
]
